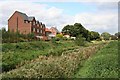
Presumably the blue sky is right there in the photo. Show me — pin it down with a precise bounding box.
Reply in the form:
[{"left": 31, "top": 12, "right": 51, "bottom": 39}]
[
  {"left": 0, "top": 1, "right": 118, "bottom": 34},
  {"left": 36, "top": 2, "right": 98, "bottom": 16}
]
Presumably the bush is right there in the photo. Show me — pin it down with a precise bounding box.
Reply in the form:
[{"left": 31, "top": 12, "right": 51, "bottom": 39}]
[
  {"left": 56, "top": 34, "right": 63, "bottom": 39},
  {"left": 75, "top": 35, "right": 86, "bottom": 46}
]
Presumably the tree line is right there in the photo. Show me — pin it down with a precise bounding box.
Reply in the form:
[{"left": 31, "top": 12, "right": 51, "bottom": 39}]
[
  {"left": 62, "top": 23, "right": 119, "bottom": 41},
  {"left": 1, "top": 23, "right": 119, "bottom": 43}
]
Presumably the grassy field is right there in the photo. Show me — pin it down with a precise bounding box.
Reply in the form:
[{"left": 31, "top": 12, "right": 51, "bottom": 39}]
[
  {"left": 1, "top": 41, "right": 78, "bottom": 72},
  {"left": 1, "top": 40, "right": 108, "bottom": 78},
  {"left": 75, "top": 41, "right": 119, "bottom": 78}
]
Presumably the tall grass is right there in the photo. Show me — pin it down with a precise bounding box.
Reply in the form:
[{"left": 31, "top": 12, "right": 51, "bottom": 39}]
[
  {"left": 2, "top": 41, "right": 77, "bottom": 72},
  {"left": 1, "top": 41, "right": 106, "bottom": 78},
  {"left": 75, "top": 41, "right": 119, "bottom": 78}
]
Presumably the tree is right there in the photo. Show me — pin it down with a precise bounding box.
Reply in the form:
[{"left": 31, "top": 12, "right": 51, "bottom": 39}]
[
  {"left": 101, "top": 32, "right": 111, "bottom": 40},
  {"left": 115, "top": 32, "right": 120, "bottom": 39},
  {"left": 62, "top": 23, "right": 90, "bottom": 40},
  {"left": 110, "top": 35, "right": 117, "bottom": 40},
  {"left": 62, "top": 25, "right": 73, "bottom": 36},
  {"left": 90, "top": 31, "right": 100, "bottom": 40},
  {"left": 62, "top": 23, "right": 100, "bottom": 41}
]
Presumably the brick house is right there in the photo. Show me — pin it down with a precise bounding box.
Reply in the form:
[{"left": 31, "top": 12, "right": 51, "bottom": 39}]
[
  {"left": 50, "top": 27, "right": 59, "bottom": 36},
  {"left": 45, "top": 27, "right": 59, "bottom": 36},
  {"left": 8, "top": 11, "right": 46, "bottom": 37},
  {"left": 45, "top": 27, "right": 59, "bottom": 40}
]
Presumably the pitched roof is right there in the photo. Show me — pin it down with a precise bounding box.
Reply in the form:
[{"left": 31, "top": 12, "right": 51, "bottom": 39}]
[
  {"left": 11, "top": 11, "right": 36, "bottom": 21},
  {"left": 28, "top": 17, "right": 35, "bottom": 21},
  {"left": 50, "top": 27, "right": 59, "bottom": 33},
  {"left": 16, "top": 11, "right": 28, "bottom": 20}
]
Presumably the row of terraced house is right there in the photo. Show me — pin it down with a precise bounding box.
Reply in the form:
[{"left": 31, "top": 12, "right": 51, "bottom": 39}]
[{"left": 8, "top": 11, "right": 59, "bottom": 40}]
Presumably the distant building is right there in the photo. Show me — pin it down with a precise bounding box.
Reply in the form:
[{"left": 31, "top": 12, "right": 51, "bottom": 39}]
[
  {"left": 8, "top": 11, "right": 46, "bottom": 37},
  {"left": 45, "top": 27, "right": 59, "bottom": 40},
  {"left": 50, "top": 27, "right": 59, "bottom": 36},
  {"left": 63, "top": 34, "right": 70, "bottom": 38}
]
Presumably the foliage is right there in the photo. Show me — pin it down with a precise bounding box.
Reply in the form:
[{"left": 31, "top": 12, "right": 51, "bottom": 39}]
[
  {"left": 1, "top": 42, "right": 105, "bottom": 78},
  {"left": 62, "top": 23, "right": 100, "bottom": 41},
  {"left": 62, "top": 23, "right": 87, "bottom": 38},
  {"left": 75, "top": 41, "right": 119, "bottom": 78},
  {"left": 90, "top": 31, "right": 100, "bottom": 40},
  {"left": 2, "top": 41, "right": 77, "bottom": 72},
  {"left": 101, "top": 32, "right": 111, "bottom": 40},
  {"left": 1, "top": 28, "right": 35, "bottom": 43},
  {"left": 110, "top": 35, "right": 117, "bottom": 40},
  {"left": 74, "top": 35, "right": 86, "bottom": 46},
  {"left": 56, "top": 33, "right": 63, "bottom": 39},
  {"left": 115, "top": 32, "right": 120, "bottom": 39}
]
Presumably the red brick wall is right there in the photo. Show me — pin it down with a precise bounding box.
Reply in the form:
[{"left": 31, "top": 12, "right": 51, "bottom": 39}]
[
  {"left": 8, "top": 11, "right": 46, "bottom": 36},
  {"left": 8, "top": 11, "right": 31, "bottom": 34}
]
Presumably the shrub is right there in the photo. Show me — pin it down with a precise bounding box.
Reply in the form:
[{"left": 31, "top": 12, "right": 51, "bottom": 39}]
[
  {"left": 2, "top": 43, "right": 15, "bottom": 52},
  {"left": 75, "top": 35, "right": 86, "bottom": 46},
  {"left": 56, "top": 34, "right": 63, "bottom": 39}
]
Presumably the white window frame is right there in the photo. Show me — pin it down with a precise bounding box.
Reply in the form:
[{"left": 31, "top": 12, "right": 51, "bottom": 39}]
[
  {"left": 33, "top": 28, "right": 36, "bottom": 32},
  {"left": 37, "top": 29, "right": 39, "bottom": 33}
]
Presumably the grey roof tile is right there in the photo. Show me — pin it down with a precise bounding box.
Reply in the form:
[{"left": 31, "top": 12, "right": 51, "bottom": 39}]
[
  {"left": 16, "top": 11, "right": 28, "bottom": 20},
  {"left": 28, "top": 17, "right": 35, "bottom": 21}
]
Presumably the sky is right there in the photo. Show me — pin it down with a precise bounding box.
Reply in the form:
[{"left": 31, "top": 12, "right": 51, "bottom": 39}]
[{"left": 0, "top": 0, "right": 119, "bottom": 35}]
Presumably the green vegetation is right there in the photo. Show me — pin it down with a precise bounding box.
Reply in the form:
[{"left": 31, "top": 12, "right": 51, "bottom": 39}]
[
  {"left": 1, "top": 28, "right": 35, "bottom": 43},
  {"left": 75, "top": 41, "right": 119, "bottom": 78},
  {"left": 2, "top": 41, "right": 77, "bottom": 72},
  {"left": 101, "top": 32, "right": 111, "bottom": 40},
  {"left": 115, "top": 32, "right": 120, "bottom": 39},
  {"left": 62, "top": 23, "right": 100, "bottom": 41},
  {"left": 1, "top": 41, "right": 106, "bottom": 78},
  {"left": 1, "top": 23, "right": 119, "bottom": 79},
  {"left": 74, "top": 35, "right": 86, "bottom": 46}
]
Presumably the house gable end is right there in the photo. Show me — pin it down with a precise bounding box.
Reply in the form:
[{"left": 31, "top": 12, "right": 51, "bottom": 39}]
[{"left": 8, "top": 11, "right": 28, "bottom": 21}]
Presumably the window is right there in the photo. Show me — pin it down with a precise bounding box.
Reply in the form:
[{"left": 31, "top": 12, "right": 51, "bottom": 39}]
[
  {"left": 33, "top": 28, "right": 36, "bottom": 32},
  {"left": 33, "top": 21, "right": 36, "bottom": 25},
  {"left": 30, "top": 21, "right": 31, "bottom": 23},
  {"left": 41, "top": 30, "right": 42, "bottom": 33},
  {"left": 37, "top": 29, "right": 39, "bottom": 33},
  {"left": 24, "top": 21, "right": 28, "bottom": 23}
]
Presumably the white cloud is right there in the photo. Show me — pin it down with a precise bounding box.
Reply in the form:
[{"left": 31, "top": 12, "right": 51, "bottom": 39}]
[
  {"left": 74, "top": 12, "right": 118, "bottom": 34},
  {"left": 0, "top": 1, "right": 64, "bottom": 29},
  {"left": 0, "top": 1, "right": 118, "bottom": 34},
  {"left": 0, "top": 1, "right": 74, "bottom": 32}
]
